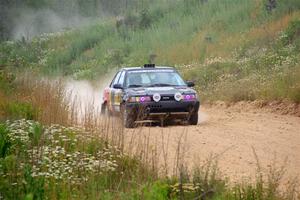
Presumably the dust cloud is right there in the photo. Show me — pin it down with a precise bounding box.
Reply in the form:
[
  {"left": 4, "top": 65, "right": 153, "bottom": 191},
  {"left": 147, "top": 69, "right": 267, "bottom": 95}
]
[
  {"left": 198, "top": 110, "right": 209, "bottom": 124},
  {"left": 64, "top": 71, "right": 116, "bottom": 118},
  {"left": 12, "top": 8, "right": 96, "bottom": 40}
]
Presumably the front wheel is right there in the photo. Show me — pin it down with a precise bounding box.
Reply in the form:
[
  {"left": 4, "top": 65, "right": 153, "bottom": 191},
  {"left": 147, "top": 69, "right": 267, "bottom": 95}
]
[
  {"left": 188, "top": 112, "right": 198, "bottom": 125},
  {"left": 122, "top": 106, "right": 136, "bottom": 128},
  {"left": 101, "top": 102, "right": 107, "bottom": 115}
]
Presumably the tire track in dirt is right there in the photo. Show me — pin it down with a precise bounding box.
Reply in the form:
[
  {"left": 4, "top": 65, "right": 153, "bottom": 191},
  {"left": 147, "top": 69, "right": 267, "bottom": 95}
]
[{"left": 124, "top": 106, "right": 300, "bottom": 183}]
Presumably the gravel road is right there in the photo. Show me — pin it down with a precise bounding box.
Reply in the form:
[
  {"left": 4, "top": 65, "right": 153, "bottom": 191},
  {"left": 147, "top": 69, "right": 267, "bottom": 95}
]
[{"left": 124, "top": 105, "right": 300, "bottom": 183}]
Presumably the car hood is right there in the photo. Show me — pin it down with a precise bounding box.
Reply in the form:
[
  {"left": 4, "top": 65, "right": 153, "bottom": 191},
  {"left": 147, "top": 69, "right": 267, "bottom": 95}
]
[{"left": 125, "top": 86, "right": 197, "bottom": 96}]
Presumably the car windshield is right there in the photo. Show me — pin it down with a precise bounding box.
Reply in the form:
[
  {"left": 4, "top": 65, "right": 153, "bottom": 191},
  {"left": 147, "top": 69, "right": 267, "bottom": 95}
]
[{"left": 125, "top": 70, "right": 187, "bottom": 88}]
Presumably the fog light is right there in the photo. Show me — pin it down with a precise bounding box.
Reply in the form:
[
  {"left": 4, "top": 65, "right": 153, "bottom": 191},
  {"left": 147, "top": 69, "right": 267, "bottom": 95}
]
[
  {"left": 128, "top": 96, "right": 151, "bottom": 103},
  {"left": 174, "top": 92, "right": 183, "bottom": 101},
  {"left": 153, "top": 93, "right": 161, "bottom": 102}
]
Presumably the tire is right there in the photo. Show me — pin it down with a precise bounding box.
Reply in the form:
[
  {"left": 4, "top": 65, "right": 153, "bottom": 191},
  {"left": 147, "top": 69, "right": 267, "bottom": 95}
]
[
  {"left": 101, "top": 102, "right": 107, "bottom": 115},
  {"left": 122, "top": 107, "right": 136, "bottom": 128},
  {"left": 188, "top": 112, "right": 198, "bottom": 125}
]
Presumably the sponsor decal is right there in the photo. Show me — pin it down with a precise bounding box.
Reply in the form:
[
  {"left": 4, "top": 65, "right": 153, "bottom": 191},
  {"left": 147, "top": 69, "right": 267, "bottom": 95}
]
[{"left": 146, "top": 87, "right": 174, "bottom": 91}]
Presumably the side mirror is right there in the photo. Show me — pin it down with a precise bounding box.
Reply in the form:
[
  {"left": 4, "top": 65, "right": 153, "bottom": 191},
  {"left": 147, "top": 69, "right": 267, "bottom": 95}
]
[
  {"left": 113, "top": 84, "right": 123, "bottom": 89},
  {"left": 186, "top": 81, "right": 195, "bottom": 87}
]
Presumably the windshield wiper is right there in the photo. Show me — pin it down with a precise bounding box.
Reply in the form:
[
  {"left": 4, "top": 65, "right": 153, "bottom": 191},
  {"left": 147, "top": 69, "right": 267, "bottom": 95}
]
[
  {"left": 149, "top": 83, "right": 175, "bottom": 87},
  {"left": 128, "top": 84, "right": 143, "bottom": 88}
]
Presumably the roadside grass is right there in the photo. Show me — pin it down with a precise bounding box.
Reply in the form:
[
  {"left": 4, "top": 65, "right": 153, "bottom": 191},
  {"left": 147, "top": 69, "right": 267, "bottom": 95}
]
[
  {"left": 1, "top": 116, "right": 299, "bottom": 199},
  {"left": 0, "top": 73, "right": 70, "bottom": 125},
  {"left": 182, "top": 18, "right": 300, "bottom": 103},
  {"left": 0, "top": 120, "right": 159, "bottom": 200}
]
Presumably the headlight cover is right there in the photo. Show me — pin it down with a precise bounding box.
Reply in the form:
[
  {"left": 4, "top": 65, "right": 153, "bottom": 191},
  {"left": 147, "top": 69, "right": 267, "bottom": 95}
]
[
  {"left": 182, "top": 94, "right": 197, "bottom": 101},
  {"left": 128, "top": 96, "right": 152, "bottom": 103}
]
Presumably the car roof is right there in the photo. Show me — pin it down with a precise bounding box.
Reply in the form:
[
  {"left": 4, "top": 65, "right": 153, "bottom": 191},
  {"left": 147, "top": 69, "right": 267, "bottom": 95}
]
[{"left": 121, "top": 66, "right": 175, "bottom": 71}]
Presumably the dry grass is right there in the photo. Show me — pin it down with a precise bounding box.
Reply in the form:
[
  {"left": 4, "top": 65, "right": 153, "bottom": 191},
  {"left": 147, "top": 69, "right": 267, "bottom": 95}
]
[
  {"left": 14, "top": 75, "right": 71, "bottom": 125},
  {"left": 247, "top": 12, "right": 300, "bottom": 42},
  {"left": 183, "top": 11, "right": 300, "bottom": 60}
]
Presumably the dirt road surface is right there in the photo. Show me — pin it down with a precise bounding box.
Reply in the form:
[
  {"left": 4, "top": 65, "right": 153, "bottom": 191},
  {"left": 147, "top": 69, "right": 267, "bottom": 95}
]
[
  {"left": 66, "top": 79, "right": 300, "bottom": 183},
  {"left": 123, "top": 105, "right": 300, "bottom": 183}
]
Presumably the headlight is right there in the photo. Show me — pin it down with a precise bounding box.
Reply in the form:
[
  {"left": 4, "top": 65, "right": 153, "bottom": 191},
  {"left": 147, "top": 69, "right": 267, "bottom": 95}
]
[
  {"left": 128, "top": 96, "right": 152, "bottom": 103},
  {"left": 182, "top": 94, "right": 197, "bottom": 101}
]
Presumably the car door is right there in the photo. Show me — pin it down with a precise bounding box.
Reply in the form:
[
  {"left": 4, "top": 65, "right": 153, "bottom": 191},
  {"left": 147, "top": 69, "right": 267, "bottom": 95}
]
[
  {"left": 106, "top": 71, "right": 121, "bottom": 113},
  {"left": 110, "top": 71, "right": 125, "bottom": 113},
  {"left": 112, "top": 71, "right": 126, "bottom": 112}
]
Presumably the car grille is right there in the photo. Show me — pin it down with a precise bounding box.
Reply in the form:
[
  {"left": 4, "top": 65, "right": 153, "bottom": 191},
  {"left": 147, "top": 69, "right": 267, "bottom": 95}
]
[{"left": 159, "top": 95, "right": 175, "bottom": 101}]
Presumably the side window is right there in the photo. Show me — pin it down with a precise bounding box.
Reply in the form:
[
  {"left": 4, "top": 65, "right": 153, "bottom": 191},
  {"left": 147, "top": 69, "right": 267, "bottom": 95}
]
[
  {"left": 118, "top": 71, "right": 126, "bottom": 86},
  {"left": 110, "top": 71, "right": 121, "bottom": 87}
]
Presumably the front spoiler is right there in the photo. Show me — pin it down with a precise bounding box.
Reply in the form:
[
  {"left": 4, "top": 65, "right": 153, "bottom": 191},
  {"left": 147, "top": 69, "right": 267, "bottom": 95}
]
[{"left": 125, "top": 100, "right": 200, "bottom": 121}]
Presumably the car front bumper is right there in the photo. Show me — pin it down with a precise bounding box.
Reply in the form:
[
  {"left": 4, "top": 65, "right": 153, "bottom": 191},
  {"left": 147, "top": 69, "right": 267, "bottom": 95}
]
[{"left": 125, "top": 100, "right": 200, "bottom": 120}]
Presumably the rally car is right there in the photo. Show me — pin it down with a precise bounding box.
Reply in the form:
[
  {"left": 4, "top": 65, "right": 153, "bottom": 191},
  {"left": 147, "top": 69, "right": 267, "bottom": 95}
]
[{"left": 101, "top": 64, "right": 200, "bottom": 128}]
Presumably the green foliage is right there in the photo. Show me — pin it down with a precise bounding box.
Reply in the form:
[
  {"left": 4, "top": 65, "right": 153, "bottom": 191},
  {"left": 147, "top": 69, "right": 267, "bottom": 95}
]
[
  {"left": 182, "top": 18, "right": 300, "bottom": 103},
  {"left": 0, "top": 70, "right": 15, "bottom": 94},
  {"left": 139, "top": 9, "right": 153, "bottom": 29},
  {"left": 0, "top": 124, "right": 11, "bottom": 158},
  {"left": 2, "top": 0, "right": 299, "bottom": 81},
  {"left": 143, "top": 181, "right": 170, "bottom": 200},
  {"left": 0, "top": 120, "right": 159, "bottom": 200},
  {"left": 1, "top": 101, "right": 38, "bottom": 120},
  {"left": 46, "top": 25, "right": 113, "bottom": 75},
  {"left": 23, "top": 165, "right": 45, "bottom": 200},
  {"left": 275, "top": 0, "right": 300, "bottom": 16},
  {"left": 28, "top": 123, "right": 43, "bottom": 146},
  {"left": 280, "top": 20, "right": 300, "bottom": 48},
  {"left": 0, "top": 40, "right": 45, "bottom": 69}
]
